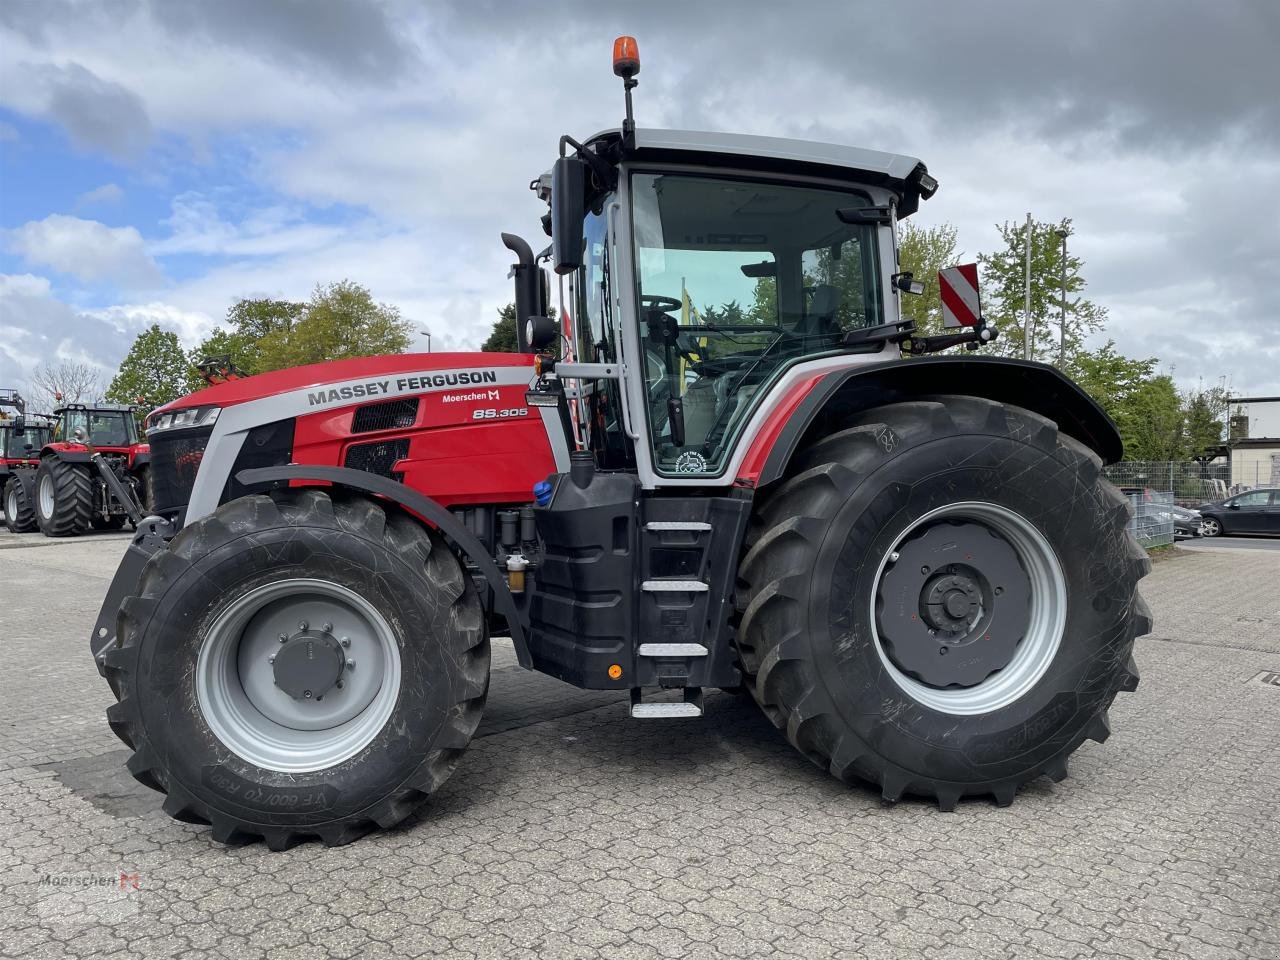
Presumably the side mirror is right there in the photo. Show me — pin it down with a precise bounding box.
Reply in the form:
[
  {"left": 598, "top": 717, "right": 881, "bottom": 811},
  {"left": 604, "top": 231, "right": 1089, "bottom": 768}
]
[
  {"left": 551, "top": 156, "right": 587, "bottom": 275},
  {"left": 525, "top": 316, "right": 560, "bottom": 351}
]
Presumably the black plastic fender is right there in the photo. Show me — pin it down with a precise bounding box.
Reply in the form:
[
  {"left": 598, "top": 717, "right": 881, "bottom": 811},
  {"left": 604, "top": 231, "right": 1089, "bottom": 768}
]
[
  {"left": 236, "top": 465, "right": 531, "bottom": 667},
  {"left": 758, "top": 356, "right": 1122, "bottom": 487}
]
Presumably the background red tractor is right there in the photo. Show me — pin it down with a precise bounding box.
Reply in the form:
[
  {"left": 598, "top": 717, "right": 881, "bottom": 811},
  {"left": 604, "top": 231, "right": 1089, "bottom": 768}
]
[
  {"left": 91, "top": 39, "right": 1148, "bottom": 850},
  {"left": 1, "top": 389, "right": 54, "bottom": 533},
  {"left": 30, "top": 402, "right": 152, "bottom": 536}
]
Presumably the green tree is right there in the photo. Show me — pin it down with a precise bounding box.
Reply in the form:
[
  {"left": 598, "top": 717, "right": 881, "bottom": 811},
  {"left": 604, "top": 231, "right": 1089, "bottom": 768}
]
[
  {"left": 896, "top": 221, "right": 961, "bottom": 336},
  {"left": 254, "top": 281, "right": 411, "bottom": 371},
  {"left": 1068, "top": 342, "right": 1185, "bottom": 460},
  {"left": 189, "top": 297, "right": 304, "bottom": 382},
  {"left": 978, "top": 217, "right": 1107, "bottom": 364},
  {"left": 1181, "top": 384, "right": 1230, "bottom": 456},
  {"left": 106, "top": 324, "right": 190, "bottom": 416},
  {"left": 481, "top": 303, "right": 556, "bottom": 353},
  {"left": 482, "top": 303, "right": 520, "bottom": 352}
]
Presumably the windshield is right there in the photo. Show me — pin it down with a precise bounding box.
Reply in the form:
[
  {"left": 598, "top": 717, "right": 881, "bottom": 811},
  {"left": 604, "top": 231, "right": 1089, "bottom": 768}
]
[
  {"left": 630, "top": 171, "right": 883, "bottom": 476},
  {"left": 1, "top": 426, "right": 50, "bottom": 458},
  {"left": 56, "top": 410, "right": 136, "bottom": 446}
]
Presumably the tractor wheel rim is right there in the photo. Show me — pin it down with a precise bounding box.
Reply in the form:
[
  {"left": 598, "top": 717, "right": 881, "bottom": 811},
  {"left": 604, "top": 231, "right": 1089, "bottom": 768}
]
[
  {"left": 6, "top": 486, "right": 16, "bottom": 518},
  {"left": 869, "top": 501, "right": 1066, "bottom": 716},
  {"left": 37, "top": 474, "right": 54, "bottom": 519},
  {"left": 197, "top": 578, "right": 401, "bottom": 773}
]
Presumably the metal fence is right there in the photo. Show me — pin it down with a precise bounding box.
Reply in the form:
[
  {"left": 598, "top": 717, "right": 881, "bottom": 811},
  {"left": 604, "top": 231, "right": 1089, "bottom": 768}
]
[
  {"left": 1104, "top": 459, "right": 1280, "bottom": 504},
  {"left": 1127, "top": 491, "right": 1175, "bottom": 549}
]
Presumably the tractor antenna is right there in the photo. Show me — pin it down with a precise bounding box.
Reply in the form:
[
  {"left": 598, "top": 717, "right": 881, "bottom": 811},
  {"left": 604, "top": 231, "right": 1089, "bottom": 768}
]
[{"left": 612, "top": 36, "right": 640, "bottom": 152}]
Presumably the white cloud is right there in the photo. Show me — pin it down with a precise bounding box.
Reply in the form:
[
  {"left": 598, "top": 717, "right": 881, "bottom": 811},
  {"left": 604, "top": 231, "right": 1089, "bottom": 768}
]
[
  {"left": 151, "top": 193, "right": 348, "bottom": 258},
  {"left": 5, "top": 214, "right": 163, "bottom": 287},
  {"left": 75, "top": 182, "right": 124, "bottom": 208}
]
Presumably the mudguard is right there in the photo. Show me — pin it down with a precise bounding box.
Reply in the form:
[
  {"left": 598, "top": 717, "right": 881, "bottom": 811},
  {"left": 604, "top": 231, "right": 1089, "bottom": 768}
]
[{"left": 756, "top": 355, "right": 1122, "bottom": 487}]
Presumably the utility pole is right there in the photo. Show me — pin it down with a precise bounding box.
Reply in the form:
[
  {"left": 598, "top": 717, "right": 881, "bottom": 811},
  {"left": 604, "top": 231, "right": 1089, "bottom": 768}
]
[
  {"left": 1056, "top": 227, "right": 1069, "bottom": 368},
  {"left": 1023, "top": 212, "right": 1033, "bottom": 360},
  {"left": 419, "top": 328, "right": 432, "bottom": 352}
]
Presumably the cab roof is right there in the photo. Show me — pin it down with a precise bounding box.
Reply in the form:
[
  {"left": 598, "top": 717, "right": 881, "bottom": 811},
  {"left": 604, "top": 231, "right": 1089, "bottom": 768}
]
[{"left": 584, "top": 127, "right": 933, "bottom": 216}]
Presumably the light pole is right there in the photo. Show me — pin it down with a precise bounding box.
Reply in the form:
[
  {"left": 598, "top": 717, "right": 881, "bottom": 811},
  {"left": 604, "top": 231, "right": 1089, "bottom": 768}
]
[
  {"left": 419, "top": 328, "right": 432, "bottom": 353},
  {"left": 1055, "top": 228, "right": 1070, "bottom": 368},
  {"left": 1023, "top": 212, "right": 1033, "bottom": 360}
]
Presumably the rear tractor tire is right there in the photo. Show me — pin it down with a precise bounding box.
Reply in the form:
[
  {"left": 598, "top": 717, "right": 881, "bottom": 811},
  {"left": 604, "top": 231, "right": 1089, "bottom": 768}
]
[
  {"left": 101, "top": 488, "right": 490, "bottom": 849},
  {"left": 35, "top": 458, "right": 93, "bottom": 537},
  {"left": 736, "top": 396, "right": 1150, "bottom": 811},
  {"left": 4, "top": 478, "right": 37, "bottom": 533}
]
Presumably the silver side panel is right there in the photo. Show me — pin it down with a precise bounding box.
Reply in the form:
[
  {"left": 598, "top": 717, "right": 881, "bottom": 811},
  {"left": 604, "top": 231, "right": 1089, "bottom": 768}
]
[
  {"left": 537, "top": 404, "right": 572, "bottom": 473},
  {"left": 185, "top": 364, "right": 538, "bottom": 524}
]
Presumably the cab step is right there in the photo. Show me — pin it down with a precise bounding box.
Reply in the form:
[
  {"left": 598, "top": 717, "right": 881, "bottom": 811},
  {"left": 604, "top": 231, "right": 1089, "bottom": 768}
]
[
  {"left": 629, "top": 687, "right": 705, "bottom": 718},
  {"left": 638, "top": 643, "right": 708, "bottom": 657}
]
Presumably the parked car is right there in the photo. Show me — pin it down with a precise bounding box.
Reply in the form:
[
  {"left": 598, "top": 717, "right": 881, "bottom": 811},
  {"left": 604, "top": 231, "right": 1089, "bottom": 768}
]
[
  {"left": 1197, "top": 488, "right": 1280, "bottom": 537},
  {"left": 1168, "top": 504, "right": 1203, "bottom": 539}
]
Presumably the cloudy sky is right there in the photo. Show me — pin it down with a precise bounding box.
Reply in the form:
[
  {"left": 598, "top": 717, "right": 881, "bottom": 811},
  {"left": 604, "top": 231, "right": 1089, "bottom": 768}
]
[{"left": 2, "top": 0, "right": 1278, "bottom": 397}]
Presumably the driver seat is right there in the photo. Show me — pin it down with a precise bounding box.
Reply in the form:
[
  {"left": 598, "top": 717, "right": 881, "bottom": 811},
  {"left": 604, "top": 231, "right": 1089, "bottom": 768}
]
[{"left": 804, "top": 284, "right": 842, "bottom": 336}]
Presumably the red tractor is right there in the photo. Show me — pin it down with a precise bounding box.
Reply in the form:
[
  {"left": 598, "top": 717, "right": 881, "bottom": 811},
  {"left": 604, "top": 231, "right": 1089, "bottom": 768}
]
[
  {"left": 31, "top": 402, "right": 152, "bottom": 536},
  {"left": 91, "top": 40, "right": 1148, "bottom": 850},
  {"left": 1, "top": 390, "right": 54, "bottom": 533}
]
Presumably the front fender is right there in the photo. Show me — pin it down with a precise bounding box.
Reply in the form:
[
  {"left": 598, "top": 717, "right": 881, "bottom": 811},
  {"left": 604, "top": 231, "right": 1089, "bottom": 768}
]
[
  {"left": 236, "top": 464, "right": 531, "bottom": 667},
  {"left": 756, "top": 355, "right": 1122, "bottom": 487}
]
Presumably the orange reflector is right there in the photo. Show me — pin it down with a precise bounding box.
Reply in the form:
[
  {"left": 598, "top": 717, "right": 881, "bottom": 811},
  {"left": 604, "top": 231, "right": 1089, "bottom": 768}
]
[
  {"left": 607, "top": 664, "right": 623, "bottom": 680},
  {"left": 612, "top": 36, "right": 639, "bottom": 78}
]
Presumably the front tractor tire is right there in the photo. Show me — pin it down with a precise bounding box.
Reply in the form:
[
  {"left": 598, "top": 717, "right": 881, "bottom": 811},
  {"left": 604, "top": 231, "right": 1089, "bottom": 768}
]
[
  {"left": 35, "top": 458, "right": 94, "bottom": 537},
  {"left": 4, "top": 477, "right": 37, "bottom": 532},
  {"left": 736, "top": 397, "right": 1150, "bottom": 811},
  {"left": 101, "top": 488, "right": 490, "bottom": 849}
]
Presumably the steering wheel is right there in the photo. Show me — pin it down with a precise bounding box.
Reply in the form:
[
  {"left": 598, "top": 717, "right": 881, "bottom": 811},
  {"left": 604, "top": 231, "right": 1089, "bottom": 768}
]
[{"left": 639, "top": 294, "right": 683, "bottom": 314}]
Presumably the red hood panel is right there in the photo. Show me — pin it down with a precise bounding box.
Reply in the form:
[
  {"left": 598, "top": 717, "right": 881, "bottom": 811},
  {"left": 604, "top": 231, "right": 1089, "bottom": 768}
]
[{"left": 159, "top": 352, "right": 535, "bottom": 413}]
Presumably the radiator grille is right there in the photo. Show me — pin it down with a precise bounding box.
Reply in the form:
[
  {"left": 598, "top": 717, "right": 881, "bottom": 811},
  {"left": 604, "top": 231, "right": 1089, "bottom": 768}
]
[
  {"left": 148, "top": 428, "right": 212, "bottom": 513},
  {"left": 344, "top": 438, "right": 409, "bottom": 479},
  {"left": 352, "top": 398, "right": 419, "bottom": 433}
]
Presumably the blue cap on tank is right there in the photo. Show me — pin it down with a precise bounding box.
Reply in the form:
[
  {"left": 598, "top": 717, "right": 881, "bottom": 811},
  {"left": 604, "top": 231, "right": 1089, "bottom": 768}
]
[{"left": 533, "top": 480, "right": 554, "bottom": 507}]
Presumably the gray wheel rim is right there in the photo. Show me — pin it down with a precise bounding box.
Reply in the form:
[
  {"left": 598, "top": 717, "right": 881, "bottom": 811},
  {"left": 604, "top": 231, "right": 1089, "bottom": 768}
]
[
  {"left": 37, "top": 473, "right": 54, "bottom": 520},
  {"left": 869, "top": 501, "right": 1066, "bottom": 716},
  {"left": 1200, "top": 518, "right": 1218, "bottom": 536},
  {"left": 196, "top": 578, "right": 402, "bottom": 773},
  {"left": 5, "top": 485, "right": 15, "bottom": 519}
]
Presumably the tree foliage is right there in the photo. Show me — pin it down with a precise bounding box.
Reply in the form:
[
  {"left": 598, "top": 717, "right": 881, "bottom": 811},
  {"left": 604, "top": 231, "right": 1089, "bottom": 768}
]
[
  {"left": 978, "top": 217, "right": 1107, "bottom": 364},
  {"left": 480, "top": 303, "right": 555, "bottom": 353},
  {"left": 189, "top": 282, "right": 411, "bottom": 378},
  {"left": 189, "top": 298, "right": 304, "bottom": 381},
  {"left": 255, "top": 281, "right": 409, "bottom": 371},
  {"left": 106, "top": 324, "right": 189, "bottom": 416},
  {"left": 481, "top": 303, "right": 520, "bottom": 353},
  {"left": 896, "top": 221, "right": 962, "bottom": 336}
]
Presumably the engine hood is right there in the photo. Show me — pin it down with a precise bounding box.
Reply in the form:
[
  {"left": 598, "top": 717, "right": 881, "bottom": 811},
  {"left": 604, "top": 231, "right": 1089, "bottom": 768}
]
[{"left": 157, "top": 352, "right": 536, "bottom": 414}]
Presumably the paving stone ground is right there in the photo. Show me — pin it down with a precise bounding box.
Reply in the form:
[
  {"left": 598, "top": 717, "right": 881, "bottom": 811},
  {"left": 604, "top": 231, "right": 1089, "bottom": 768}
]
[{"left": 0, "top": 530, "right": 1277, "bottom": 959}]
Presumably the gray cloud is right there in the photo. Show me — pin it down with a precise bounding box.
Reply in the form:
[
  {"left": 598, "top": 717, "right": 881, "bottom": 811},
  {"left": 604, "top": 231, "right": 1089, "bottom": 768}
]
[
  {"left": 148, "top": 0, "right": 413, "bottom": 85},
  {"left": 38, "top": 62, "right": 152, "bottom": 159}
]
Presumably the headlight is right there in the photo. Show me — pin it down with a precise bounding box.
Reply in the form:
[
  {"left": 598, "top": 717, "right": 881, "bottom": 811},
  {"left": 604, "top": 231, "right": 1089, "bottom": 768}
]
[{"left": 147, "top": 405, "right": 220, "bottom": 433}]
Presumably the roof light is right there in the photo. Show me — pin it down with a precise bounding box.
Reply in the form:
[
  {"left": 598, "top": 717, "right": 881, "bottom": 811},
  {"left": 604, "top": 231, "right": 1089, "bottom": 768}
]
[{"left": 613, "top": 36, "right": 640, "bottom": 79}]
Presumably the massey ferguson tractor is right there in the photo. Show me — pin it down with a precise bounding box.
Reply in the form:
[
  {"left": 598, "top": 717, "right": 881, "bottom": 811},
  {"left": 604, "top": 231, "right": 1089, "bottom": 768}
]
[
  {"left": 28, "top": 401, "right": 152, "bottom": 536},
  {"left": 1, "top": 390, "right": 54, "bottom": 533},
  {"left": 90, "top": 39, "right": 1149, "bottom": 850}
]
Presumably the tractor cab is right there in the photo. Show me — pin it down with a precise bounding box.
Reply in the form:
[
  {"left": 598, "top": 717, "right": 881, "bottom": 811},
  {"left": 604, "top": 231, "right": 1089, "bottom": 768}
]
[
  {"left": 507, "top": 40, "right": 988, "bottom": 486},
  {"left": 556, "top": 129, "right": 931, "bottom": 479},
  {"left": 51, "top": 403, "right": 141, "bottom": 451}
]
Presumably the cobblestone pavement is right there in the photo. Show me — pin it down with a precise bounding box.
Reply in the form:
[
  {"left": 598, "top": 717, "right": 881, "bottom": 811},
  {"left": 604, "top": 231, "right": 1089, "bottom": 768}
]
[{"left": 1, "top": 531, "right": 1277, "bottom": 959}]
